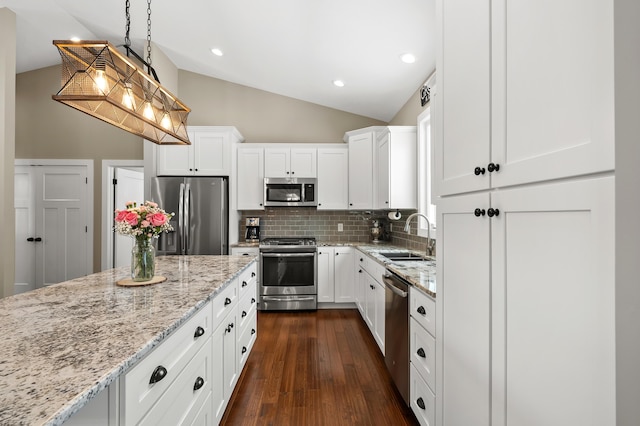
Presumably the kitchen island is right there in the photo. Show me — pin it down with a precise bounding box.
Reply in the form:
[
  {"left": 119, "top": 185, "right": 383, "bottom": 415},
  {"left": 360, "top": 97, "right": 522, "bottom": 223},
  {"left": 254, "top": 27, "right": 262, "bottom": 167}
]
[{"left": 0, "top": 255, "right": 256, "bottom": 425}]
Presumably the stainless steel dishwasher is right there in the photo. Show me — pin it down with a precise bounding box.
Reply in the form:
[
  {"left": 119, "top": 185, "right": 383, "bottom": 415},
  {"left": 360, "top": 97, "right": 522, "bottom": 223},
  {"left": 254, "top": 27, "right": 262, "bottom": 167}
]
[{"left": 382, "top": 269, "right": 410, "bottom": 405}]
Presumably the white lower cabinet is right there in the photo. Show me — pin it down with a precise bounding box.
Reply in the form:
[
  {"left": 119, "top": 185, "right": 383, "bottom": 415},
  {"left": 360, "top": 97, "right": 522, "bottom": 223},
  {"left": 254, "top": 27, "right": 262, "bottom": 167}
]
[
  {"left": 317, "top": 246, "right": 355, "bottom": 304},
  {"left": 410, "top": 363, "right": 435, "bottom": 426},
  {"left": 354, "top": 249, "right": 385, "bottom": 354},
  {"left": 437, "top": 178, "right": 615, "bottom": 426}
]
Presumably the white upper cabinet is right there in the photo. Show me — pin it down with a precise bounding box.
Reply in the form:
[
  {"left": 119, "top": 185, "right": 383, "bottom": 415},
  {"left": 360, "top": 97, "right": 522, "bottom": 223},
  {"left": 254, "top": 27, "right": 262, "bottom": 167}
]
[
  {"left": 317, "top": 148, "right": 349, "bottom": 210},
  {"left": 157, "top": 127, "right": 243, "bottom": 176},
  {"left": 237, "top": 148, "right": 265, "bottom": 210},
  {"left": 376, "top": 126, "right": 417, "bottom": 209},
  {"left": 435, "top": 0, "right": 614, "bottom": 197},
  {"left": 346, "top": 127, "right": 382, "bottom": 210},
  {"left": 264, "top": 148, "right": 316, "bottom": 178}
]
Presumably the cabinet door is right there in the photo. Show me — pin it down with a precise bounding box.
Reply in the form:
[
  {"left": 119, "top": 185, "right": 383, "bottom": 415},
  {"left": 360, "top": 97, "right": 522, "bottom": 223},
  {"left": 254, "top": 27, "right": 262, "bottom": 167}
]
[
  {"left": 334, "top": 247, "right": 354, "bottom": 303},
  {"left": 211, "top": 321, "right": 225, "bottom": 423},
  {"left": 317, "top": 149, "right": 349, "bottom": 210},
  {"left": 388, "top": 128, "right": 417, "bottom": 209},
  {"left": 348, "top": 132, "right": 374, "bottom": 209},
  {"left": 491, "top": 178, "right": 614, "bottom": 426},
  {"left": 290, "top": 148, "right": 317, "bottom": 177},
  {"left": 490, "top": 0, "right": 614, "bottom": 189},
  {"left": 376, "top": 134, "right": 390, "bottom": 209},
  {"left": 264, "top": 148, "right": 290, "bottom": 178},
  {"left": 193, "top": 131, "right": 230, "bottom": 176},
  {"left": 317, "top": 248, "right": 334, "bottom": 303},
  {"left": 157, "top": 132, "right": 194, "bottom": 175},
  {"left": 237, "top": 148, "right": 264, "bottom": 210},
  {"left": 436, "top": 192, "right": 491, "bottom": 426},
  {"left": 372, "top": 278, "right": 385, "bottom": 355},
  {"left": 354, "top": 252, "right": 366, "bottom": 315},
  {"left": 435, "top": 0, "right": 491, "bottom": 196}
]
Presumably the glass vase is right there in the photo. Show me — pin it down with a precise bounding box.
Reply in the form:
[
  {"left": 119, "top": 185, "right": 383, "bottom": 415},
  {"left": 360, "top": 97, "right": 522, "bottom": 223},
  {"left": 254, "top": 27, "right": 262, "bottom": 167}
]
[{"left": 131, "top": 237, "right": 155, "bottom": 281}]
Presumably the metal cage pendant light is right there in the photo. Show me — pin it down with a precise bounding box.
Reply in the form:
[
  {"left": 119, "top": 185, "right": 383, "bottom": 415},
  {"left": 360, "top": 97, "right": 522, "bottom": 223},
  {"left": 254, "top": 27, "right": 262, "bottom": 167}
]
[{"left": 52, "top": 1, "right": 191, "bottom": 145}]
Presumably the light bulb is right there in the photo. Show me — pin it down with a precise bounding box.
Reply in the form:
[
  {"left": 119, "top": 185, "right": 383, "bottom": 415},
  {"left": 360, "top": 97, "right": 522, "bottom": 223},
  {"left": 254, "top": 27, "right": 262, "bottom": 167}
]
[
  {"left": 160, "top": 113, "right": 172, "bottom": 130},
  {"left": 122, "top": 83, "right": 136, "bottom": 110},
  {"left": 94, "top": 69, "right": 108, "bottom": 93},
  {"left": 143, "top": 101, "right": 154, "bottom": 120}
]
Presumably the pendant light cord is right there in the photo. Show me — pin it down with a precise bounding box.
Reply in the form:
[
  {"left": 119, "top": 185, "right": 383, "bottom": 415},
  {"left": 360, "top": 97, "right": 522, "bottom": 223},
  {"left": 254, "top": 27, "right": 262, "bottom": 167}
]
[{"left": 124, "top": 0, "right": 131, "bottom": 47}]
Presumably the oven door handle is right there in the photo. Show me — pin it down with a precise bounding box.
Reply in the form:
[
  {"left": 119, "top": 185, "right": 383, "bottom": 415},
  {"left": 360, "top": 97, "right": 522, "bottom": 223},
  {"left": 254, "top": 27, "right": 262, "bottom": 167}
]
[
  {"left": 261, "top": 252, "right": 316, "bottom": 258},
  {"left": 262, "top": 296, "right": 316, "bottom": 302}
]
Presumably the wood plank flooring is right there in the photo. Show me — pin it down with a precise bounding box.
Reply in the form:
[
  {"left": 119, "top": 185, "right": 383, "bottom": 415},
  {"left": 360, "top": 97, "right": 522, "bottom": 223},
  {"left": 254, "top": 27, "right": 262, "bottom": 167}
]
[{"left": 221, "top": 309, "right": 419, "bottom": 426}]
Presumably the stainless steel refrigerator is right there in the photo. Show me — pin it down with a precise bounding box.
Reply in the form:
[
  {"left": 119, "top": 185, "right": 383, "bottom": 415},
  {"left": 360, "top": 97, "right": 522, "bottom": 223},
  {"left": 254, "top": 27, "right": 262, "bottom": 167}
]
[{"left": 150, "top": 177, "right": 228, "bottom": 255}]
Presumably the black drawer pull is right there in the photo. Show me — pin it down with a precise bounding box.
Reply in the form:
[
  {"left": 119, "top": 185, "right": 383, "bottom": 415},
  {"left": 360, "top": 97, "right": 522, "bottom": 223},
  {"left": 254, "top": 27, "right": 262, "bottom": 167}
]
[
  {"left": 487, "top": 208, "right": 500, "bottom": 217},
  {"left": 193, "top": 376, "right": 205, "bottom": 391},
  {"left": 251, "top": 272, "right": 256, "bottom": 277},
  {"left": 251, "top": 328, "right": 256, "bottom": 335},
  {"left": 251, "top": 298, "right": 256, "bottom": 304},
  {"left": 417, "top": 348, "right": 426, "bottom": 358},
  {"left": 474, "top": 208, "right": 486, "bottom": 217},
  {"left": 474, "top": 166, "right": 486, "bottom": 176},
  {"left": 242, "top": 310, "right": 247, "bottom": 318},
  {"left": 34, "top": 237, "right": 42, "bottom": 242},
  {"left": 242, "top": 281, "right": 248, "bottom": 287},
  {"left": 242, "top": 346, "right": 247, "bottom": 354},
  {"left": 487, "top": 162, "right": 500, "bottom": 173},
  {"left": 149, "top": 365, "right": 167, "bottom": 384},
  {"left": 224, "top": 297, "right": 232, "bottom": 306},
  {"left": 194, "top": 326, "right": 205, "bottom": 338},
  {"left": 417, "top": 306, "right": 426, "bottom": 315},
  {"left": 417, "top": 397, "right": 426, "bottom": 410},
  {"left": 27, "top": 237, "right": 34, "bottom": 242}
]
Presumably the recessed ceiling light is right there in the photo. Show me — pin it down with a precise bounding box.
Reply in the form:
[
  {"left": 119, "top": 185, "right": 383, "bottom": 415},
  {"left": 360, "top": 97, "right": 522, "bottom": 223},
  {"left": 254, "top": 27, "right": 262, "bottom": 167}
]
[
  {"left": 70, "top": 37, "right": 81, "bottom": 42},
  {"left": 211, "top": 48, "right": 223, "bottom": 57},
  {"left": 333, "top": 80, "right": 345, "bottom": 87},
  {"left": 400, "top": 53, "right": 416, "bottom": 64}
]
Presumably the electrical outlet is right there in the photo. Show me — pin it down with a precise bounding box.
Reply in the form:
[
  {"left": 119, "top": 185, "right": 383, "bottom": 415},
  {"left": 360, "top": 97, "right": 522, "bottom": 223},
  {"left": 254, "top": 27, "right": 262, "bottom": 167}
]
[{"left": 338, "top": 223, "right": 343, "bottom": 232}]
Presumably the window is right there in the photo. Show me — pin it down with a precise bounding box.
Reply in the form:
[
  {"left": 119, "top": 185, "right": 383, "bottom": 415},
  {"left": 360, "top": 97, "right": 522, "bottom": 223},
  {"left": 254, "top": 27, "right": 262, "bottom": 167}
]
[{"left": 417, "top": 75, "right": 436, "bottom": 238}]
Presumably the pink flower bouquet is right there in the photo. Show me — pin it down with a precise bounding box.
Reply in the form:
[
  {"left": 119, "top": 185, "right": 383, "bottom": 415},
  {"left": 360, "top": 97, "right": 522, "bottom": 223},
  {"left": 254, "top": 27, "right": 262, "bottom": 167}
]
[{"left": 114, "top": 200, "right": 174, "bottom": 239}]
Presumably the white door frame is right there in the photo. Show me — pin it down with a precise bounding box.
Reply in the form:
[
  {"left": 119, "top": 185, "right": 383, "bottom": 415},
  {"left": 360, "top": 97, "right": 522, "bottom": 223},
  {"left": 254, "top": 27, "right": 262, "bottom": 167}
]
[
  {"left": 15, "top": 159, "right": 94, "bottom": 278},
  {"left": 102, "top": 160, "right": 144, "bottom": 271}
]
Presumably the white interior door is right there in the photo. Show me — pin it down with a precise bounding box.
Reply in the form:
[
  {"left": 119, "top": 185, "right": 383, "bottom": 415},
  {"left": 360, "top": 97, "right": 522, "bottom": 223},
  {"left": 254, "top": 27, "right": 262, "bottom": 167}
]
[
  {"left": 15, "top": 164, "right": 91, "bottom": 293},
  {"left": 113, "top": 167, "right": 144, "bottom": 268},
  {"left": 14, "top": 166, "right": 36, "bottom": 294}
]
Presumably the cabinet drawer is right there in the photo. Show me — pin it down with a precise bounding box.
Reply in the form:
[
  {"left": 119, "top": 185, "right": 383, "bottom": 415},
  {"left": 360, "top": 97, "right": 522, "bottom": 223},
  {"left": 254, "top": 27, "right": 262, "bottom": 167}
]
[
  {"left": 238, "top": 310, "right": 257, "bottom": 372},
  {"left": 238, "top": 281, "right": 257, "bottom": 333},
  {"left": 238, "top": 262, "right": 257, "bottom": 300},
  {"left": 410, "top": 287, "right": 435, "bottom": 336},
  {"left": 123, "top": 302, "right": 211, "bottom": 425},
  {"left": 212, "top": 279, "right": 238, "bottom": 322},
  {"left": 410, "top": 363, "right": 436, "bottom": 426},
  {"left": 139, "top": 337, "right": 212, "bottom": 426},
  {"left": 410, "top": 318, "right": 435, "bottom": 392}
]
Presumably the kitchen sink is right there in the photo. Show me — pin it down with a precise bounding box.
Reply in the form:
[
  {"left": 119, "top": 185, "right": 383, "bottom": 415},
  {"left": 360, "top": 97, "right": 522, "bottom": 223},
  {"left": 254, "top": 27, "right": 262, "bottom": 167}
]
[{"left": 379, "top": 252, "right": 428, "bottom": 261}]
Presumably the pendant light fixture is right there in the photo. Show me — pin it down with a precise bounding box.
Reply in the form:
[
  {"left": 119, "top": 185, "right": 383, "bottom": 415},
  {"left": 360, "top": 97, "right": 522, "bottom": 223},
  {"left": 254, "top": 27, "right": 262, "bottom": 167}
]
[{"left": 52, "top": 0, "right": 191, "bottom": 145}]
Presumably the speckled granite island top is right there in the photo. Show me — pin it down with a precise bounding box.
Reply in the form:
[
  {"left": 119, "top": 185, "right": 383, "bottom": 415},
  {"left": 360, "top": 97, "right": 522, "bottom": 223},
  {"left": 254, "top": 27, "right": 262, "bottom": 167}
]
[
  {"left": 0, "top": 255, "right": 255, "bottom": 426},
  {"left": 355, "top": 245, "right": 436, "bottom": 298}
]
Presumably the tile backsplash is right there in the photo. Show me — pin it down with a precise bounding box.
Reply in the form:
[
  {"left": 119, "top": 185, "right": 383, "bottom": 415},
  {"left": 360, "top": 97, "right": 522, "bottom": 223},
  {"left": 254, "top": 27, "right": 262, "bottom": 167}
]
[{"left": 239, "top": 208, "right": 433, "bottom": 254}]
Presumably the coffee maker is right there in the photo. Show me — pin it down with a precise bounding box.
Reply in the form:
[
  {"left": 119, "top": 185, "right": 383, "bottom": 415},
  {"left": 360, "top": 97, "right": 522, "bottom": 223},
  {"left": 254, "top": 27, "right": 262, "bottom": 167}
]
[{"left": 245, "top": 217, "right": 260, "bottom": 242}]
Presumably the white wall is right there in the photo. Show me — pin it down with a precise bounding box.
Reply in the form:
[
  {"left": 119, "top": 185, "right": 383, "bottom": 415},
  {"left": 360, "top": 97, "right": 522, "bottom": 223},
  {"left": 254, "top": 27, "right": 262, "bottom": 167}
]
[{"left": 0, "top": 8, "right": 16, "bottom": 298}]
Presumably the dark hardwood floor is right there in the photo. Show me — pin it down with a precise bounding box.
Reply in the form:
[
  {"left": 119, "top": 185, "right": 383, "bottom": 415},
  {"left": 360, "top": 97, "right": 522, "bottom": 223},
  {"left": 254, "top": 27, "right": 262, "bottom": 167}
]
[{"left": 221, "top": 309, "right": 419, "bottom": 426}]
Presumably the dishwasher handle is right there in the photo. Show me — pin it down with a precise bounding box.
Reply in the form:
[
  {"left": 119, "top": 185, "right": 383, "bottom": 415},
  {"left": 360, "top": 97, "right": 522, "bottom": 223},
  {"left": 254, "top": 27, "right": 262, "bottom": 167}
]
[{"left": 382, "top": 274, "right": 408, "bottom": 298}]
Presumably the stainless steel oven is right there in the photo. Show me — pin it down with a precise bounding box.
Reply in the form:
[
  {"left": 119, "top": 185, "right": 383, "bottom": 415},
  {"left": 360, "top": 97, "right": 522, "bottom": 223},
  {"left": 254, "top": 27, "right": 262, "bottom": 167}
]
[{"left": 259, "top": 237, "right": 317, "bottom": 310}]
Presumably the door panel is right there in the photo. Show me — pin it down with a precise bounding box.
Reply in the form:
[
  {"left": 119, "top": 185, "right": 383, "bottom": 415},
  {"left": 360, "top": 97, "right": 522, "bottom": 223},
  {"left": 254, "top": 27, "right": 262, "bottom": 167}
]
[
  {"left": 114, "top": 167, "right": 144, "bottom": 268},
  {"left": 14, "top": 166, "right": 36, "bottom": 294}
]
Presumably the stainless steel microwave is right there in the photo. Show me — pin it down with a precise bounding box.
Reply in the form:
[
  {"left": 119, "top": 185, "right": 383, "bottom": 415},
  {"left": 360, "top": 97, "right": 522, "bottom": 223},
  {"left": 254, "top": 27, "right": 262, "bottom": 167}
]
[{"left": 264, "top": 177, "right": 317, "bottom": 207}]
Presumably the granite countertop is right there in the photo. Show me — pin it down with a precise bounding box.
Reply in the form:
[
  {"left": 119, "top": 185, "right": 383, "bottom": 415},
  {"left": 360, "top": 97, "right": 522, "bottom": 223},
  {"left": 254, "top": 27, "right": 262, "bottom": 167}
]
[
  {"left": 0, "top": 255, "right": 255, "bottom": 426},
  {"left": 352, "top": 245, "right": 436, "bottom": 298}
]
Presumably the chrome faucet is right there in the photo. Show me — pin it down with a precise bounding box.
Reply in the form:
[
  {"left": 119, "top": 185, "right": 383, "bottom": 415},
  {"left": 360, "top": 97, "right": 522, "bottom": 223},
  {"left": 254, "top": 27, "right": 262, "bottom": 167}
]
[{"left": 404, "top": 213, "right": 435, "bottom": 257}]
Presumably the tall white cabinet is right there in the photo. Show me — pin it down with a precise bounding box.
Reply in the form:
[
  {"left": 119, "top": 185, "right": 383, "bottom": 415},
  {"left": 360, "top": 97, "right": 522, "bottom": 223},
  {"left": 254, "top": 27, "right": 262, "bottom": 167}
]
[{"left": 435, "top": 0, "right": 616, "bottom": 425}]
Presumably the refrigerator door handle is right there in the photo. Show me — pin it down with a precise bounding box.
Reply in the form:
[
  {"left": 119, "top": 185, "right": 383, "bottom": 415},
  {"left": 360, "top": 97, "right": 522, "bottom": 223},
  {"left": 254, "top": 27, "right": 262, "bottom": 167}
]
[
  {"left": 184, "top": 183, "right": 191, "bottom": 255},
  {"left": 178, "top": 183, "right": 185, "bottom": 255}
]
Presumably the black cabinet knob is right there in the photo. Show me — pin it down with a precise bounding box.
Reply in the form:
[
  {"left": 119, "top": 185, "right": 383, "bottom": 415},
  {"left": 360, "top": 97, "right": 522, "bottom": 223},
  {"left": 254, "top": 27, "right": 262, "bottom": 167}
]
[
  {"left": 193, "top": 376, "right": 205, "bottom": 391},
  {"left": 224, "top": 297, "right": 231, "bottom": 306},
  {"left": 291, "top": 171, "right": 295, "bottom": 175},
  {"left": 474, "top": 208, "right": 486, "bottom": 217},
  {"left": 242, "top": 346, "right": 247, "bottom": 354},
  {"left": 417, "top": 306, "right": 426, "bottom": 315},
  {"left": 350, "top": 203, "right": 353, "bottom": 206},
  {"left": 242, "top": 310, "right": 247, "bottom": 318},
  {"left": 487, "top": 162, "right": 500, "bottom": 173},
  {"left": 474, "top": 166, "right": 486, "bottom": 176},
  {"left": 27, "top": 237, "right": 34, "bottom": 242},
  {"left": 417, "top": 348, "right": 426, "bottom": 358},
  {"left": 286, "top": 171, "right": 290, "bottom": 174},
  {"left": 34, "top": 237, "right": 42, "bottom": 242},
  {"left": 360, "top": 258, "right": 363, "bottom": 262},
  {"left": 487, "top": 208, "right": 500, "bottom": 217},
  {"left": 242, "top": 281, "right": 247, "bottom": 287},
  {"left": 417, "top": 397, "right": 426, "bottom": 410},
  {"left": 195, "top": 168, "right": 199, "bottom": 172},
  {"left": 359, "top": 269, "right": 363, "bottom": 273},
  {"left": 149, "top": 365, "right": 167, "bottom": 384},
  {"left": 194, "top": 326, "right": 205, "bottom": 338}
]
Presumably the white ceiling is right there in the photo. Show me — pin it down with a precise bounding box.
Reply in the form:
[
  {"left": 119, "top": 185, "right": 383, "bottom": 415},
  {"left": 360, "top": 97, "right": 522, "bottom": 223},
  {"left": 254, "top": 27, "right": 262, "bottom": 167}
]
[{"left": 2, "top": 0, "right": 435, "bottom": 122}]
